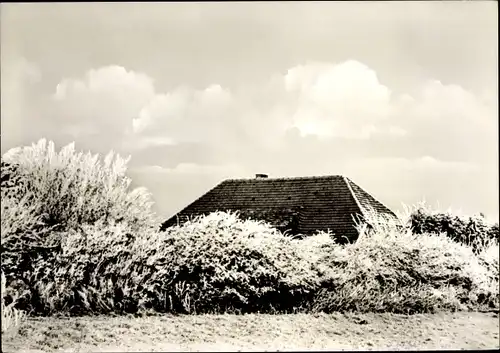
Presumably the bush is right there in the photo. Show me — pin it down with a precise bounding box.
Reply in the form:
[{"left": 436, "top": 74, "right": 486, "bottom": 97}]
[
  {"left": 152, "top": 212, "right": 326, "bottom": 314},
  {"left": 20, "top": 212, "right": 331, "bottom": 315},
  {"left": 409, "top": 203, "right": 499, "bottom": 252},
  {"left": 1, "top": 190, "right": 58, "bottom": 305},
  {"left": 1, "top": 139, "right": 498, "bottom": 316},
  {"left": 477, "top": 243, "right": 499, "bottom": 298},
  {"left": 19, "top": 221, "right": 153, "bottom": 315},
  {"left": 1, "top": 139, "right": 158, "bottom": 233},
  {"left": 1, "top": 139, "right": 158, "bottom": 315},
  {"left": 311, "top": 212, "right": 499, "bottom": 314},
  {"left": 4, "top": 206, "right": 499, "bottom": 316}
]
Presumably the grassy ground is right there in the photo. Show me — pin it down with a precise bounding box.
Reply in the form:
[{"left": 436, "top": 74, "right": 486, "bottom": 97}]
[{"left": 2, "top": 312, "right": 498, "bottom": 352}]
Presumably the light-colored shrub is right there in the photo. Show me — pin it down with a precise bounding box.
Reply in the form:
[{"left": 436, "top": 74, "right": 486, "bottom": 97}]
[
  {"left": 155, "top": 211, "right": 325, "bottom": 313},
  {"left": 24, "top": 212, "right": 329, "bottom": 315},
  {"left": 2, "top": 139, "right": 497, "bottom": 316},
  {"left": 1, "top": 139, "right": 159, "bottom": 314},
  {"left": 2, "top": 139, "right": 158, "bottom": 233},
  {"left": 311, "top": 208, "right": 499, "bottom": 313},
  {"left": 408, "top": 202, "right": 499, "bottom": 252}
]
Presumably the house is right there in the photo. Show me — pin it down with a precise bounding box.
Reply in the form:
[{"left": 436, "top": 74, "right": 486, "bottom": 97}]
[{"left": 160, "top": 174, "right": 399, "bottom": 243}]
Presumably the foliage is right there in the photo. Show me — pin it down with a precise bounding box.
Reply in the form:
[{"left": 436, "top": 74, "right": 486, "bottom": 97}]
[
  {"left": 1, "top": 139, "right": 158, "bottom": 233},
  {"left": 17, "top": 212, "right": 328, "bottom": 315},
  {"left": 11, "top": 208, "right": 498, "bottom": 316},
  {"left": 408, "top": 202, "right": 499, "bottom": 252},
  {"left": 1, "top": 271, "right": 26, "bottom": 335},
  {"left": 153, "top": 212, "right": 324, "bottom": 313},
  {"left": 0, "top": 139, "right": 498, "bottom": 317},
  {"left": 1, "top": 139, "right": 158, "bottom": 315},
  {"left": 310, "top": 208, "right": 499, "bottom": 314}
]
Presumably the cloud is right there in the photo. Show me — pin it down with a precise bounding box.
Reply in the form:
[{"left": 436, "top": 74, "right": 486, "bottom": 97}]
[
  {"left": 388, "top": 79, "right": 498, "bottom": 165},
  {"left": 0, "top": 58, "right": 43, "bottom": 149},
  {"left": 47, "top": 60, "right": 496, "bottom": 162},
  {"left": 131, "top": 83, "right": 234, "bottom": 145},
  {"left": 53, "top": 66, "right": 155, "bottom": 135},
  {"left": 2, "top": 56, "right": 495, "bottom": 221},
  {"left": 49, "top": 65, "right": 238, "bottom": 151},
  {"left": 0, "top": 57, "right": 41, "bottom": 115},
  {"left": 132, "top": 91, "right": 190, "bottom": 134},
  {"left": 3, "top": 59, "right": 490, "bottom": 176},
  {"left": 396, "top": 79, "right": 496, "bottom": 129},
  {"left": 284, "top": 60, "right": 393, "bottom": 139},
  {"left": 42, "top": 60, "right": 497, "bottom": 211},
  {"left": 121, "top": 135, "right": 177, "bottom": 151},
  {"left": 54, "top": 66, "right": 154, "bottom": 101},
  {"left": 126, "top": 60, "right": 405, "bottom": 153}
]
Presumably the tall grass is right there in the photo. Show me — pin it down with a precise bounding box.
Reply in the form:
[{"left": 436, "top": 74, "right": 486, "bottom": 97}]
[{"left": 1, "top": 271, "right": 26, "bottom": 335}]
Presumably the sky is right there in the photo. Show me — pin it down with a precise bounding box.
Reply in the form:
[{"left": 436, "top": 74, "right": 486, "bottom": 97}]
[{"left": 1, "top": 1, "right": 498, "bottom": 221}]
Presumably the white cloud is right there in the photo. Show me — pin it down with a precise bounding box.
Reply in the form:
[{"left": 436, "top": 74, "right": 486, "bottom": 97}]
[
  {"left": 54, "top": 66, "right": 154, "bottom": 101},
  {"left": 0, "top": 57, "right": 43, "bottom": 149},
  {"left": 48, "top": 61, "right": 496, "bottom": 166},
  {"left": 0, "top": 57, "right": 41, "bottom": 114},
  {"left": 51, "top": 66, "right": 232, "bottom": 150},
  {"left": 50, "top": 60, "right": 408, "bottom": 151},
  {"left": 130, "top": 83, "right": 234, "bottom": 146},
  {"left": 122, "top": 135, "right": 176, "bottom": 151},
  {"left": 393, "top": 79, "right": 497, "bottom": 130},
  {"left": 283, "top": 60, "right": 393, "bottom": 139},
  {"left": 133, "top": 90, "right": 190, "bottom": 134},
  {"left": 52, "top": 66, "right": 156, "bottom": 137},
  {"left": 49, "top": 65, "right": 239, "bottom": 152}
]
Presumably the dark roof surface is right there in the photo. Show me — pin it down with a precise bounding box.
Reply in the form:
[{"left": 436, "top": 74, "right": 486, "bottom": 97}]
[{"left": 161, "top": 175, "right": 398, "bottom": 241}]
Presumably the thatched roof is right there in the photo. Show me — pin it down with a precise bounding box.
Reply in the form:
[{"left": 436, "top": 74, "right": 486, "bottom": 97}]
[{"left": 161, "top": 175, "right": 398, "bottom": 242}]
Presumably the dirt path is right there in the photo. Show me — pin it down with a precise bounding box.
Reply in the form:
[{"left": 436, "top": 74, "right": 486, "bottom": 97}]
[{"left": 2, "top": 311, "right": 499, "bottom": 352}]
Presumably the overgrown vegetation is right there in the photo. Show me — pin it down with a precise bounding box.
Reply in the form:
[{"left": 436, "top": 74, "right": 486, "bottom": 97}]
[
  {"left": 1, "top": 139, "right": 498, "bottom": 323},
  {"left": 409, "top": 203, "right": 499, "bottom": 252},
  {"left": 312, "top": 211, "right": 498, "bottom": 314},
  {"left": 1, "top": 272, "right": 26, "bottom": 335},
  {"left": 1, "top": 139, "right": 158, "bottom": 234}
]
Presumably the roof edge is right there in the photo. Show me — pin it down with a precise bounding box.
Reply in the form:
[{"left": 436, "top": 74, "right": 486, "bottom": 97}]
[
  {"left": 222, "top": 174, "right": 345, "bottom": 183},
  {"left": 343, "top": 176, "right": 365, "bottom": 222},
  {"left": 344, "top": 176, "right": 398, "bottom": 220}
]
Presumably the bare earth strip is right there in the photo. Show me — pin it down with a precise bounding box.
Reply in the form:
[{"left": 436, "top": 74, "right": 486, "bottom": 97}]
[{"left": 2, "top": 312, "right": 499, "bottom": 352}]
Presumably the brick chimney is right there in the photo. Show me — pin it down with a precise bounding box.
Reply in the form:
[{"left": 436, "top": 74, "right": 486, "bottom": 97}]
[{"left": 255, "top": 173, "right": 268, "bottom": 179}]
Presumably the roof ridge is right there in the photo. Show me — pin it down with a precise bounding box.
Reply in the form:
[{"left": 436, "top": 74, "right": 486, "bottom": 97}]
[
  {"left": 222, "top": 174, "right": 345, "bottom": 182},
  {"left": 345, "top": 177, "right": 397, "bottom": 218},
  {"left": 343, "top": 176, "right": 365, "bottom": 218}
]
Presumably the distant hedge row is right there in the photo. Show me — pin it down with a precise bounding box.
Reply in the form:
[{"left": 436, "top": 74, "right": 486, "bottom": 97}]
[{"left": 409, "top": 205, "right": 499, "bottom": 253}]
